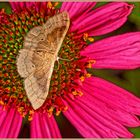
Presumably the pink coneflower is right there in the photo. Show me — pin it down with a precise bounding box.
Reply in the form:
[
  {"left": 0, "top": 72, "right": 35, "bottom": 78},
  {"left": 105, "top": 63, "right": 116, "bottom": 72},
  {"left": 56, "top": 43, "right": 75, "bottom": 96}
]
[{"left": 0, "top": 1, "right": 140, "bottom": 138}]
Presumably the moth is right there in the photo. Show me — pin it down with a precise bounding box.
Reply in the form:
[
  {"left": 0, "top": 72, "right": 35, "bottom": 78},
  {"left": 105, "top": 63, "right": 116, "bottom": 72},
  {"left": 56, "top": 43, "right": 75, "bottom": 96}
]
[{"left": 16, "top": 12, "right": 70, "bottom": 110}]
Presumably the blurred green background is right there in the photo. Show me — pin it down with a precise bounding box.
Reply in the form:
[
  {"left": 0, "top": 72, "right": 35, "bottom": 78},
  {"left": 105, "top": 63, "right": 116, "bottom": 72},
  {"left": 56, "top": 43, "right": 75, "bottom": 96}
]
[{"left": 0, "top": 2, "right": 140, "bottom": 138}]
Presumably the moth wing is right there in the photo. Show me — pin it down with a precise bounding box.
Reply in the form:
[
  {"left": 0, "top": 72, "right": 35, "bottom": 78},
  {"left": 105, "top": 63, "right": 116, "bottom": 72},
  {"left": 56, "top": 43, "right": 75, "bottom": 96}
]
[
  {"left": 24, "top": 59, "right": 53, "bottom": 110},
  {"left": 23, "top": 26, "right": 45, "bottom": 49},
  {"left": 17, "top": 25, "right": 46, "bottom": 78},
  {"left": 43, "top": 11, "right": 70, "bottom": 53},
  {"left": 20, "top": 12, "right": 70, "bottom": 110},
  {"left": 16, "top": 49, "right": 36, "bottom": 78}
]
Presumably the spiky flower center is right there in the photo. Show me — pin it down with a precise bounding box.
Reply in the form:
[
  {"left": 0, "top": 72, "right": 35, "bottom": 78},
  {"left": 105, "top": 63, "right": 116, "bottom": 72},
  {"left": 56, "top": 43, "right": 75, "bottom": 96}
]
[{"left": 0, "top": 3, "right": 95, "bottom": 120}]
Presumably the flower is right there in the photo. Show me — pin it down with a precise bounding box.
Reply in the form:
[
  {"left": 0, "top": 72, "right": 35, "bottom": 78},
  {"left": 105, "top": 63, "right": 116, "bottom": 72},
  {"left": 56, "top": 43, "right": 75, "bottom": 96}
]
[{"left": 0, "top": 1, "right": 140, "bottom": 138}]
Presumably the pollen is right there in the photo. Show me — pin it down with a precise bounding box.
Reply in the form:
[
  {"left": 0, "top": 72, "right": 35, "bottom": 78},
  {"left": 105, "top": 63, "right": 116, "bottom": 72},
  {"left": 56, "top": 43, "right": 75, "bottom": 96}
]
[
  {"left": 63, "top": 106, "right": 68, "bottom": 111},
  {"left": 48, "top": 107, "right": 54, "bottom": 113},
  {"left": 86, "top": 59, "right": 96, "bottom": 68},
  {"left": 28, "top": 116, "right": 33, "bottom": 121},
  {"left": 88, "top": 37, "right": 94, "bottom": 42},
  {"left": 80, "top": 76, "right": 85, "bottom": 82},
  {"left": 83, "top": 33, "right": 94, "bottom": 42},
  {"left": 72, "top": 90, "right": 78, "bottom": 95},
  {"left": 28, "top": 110, "right": 34, "bottom": 121},
  {"left": 83, "top": 33, "right": 89, "bottom": 41},
  {"left": 56, "top": 110, "right": 61, "bottom": 116},
  {"left": 54, "top": 2, "right": 59, "bottom": 7},
  {"left": 47, "top": 2, "right": 53, "bottom": 9},
  {"left": 48, "top": 112, "right": 53, "bottom": 117},
  {"left": 78, "top": 91, "right": 83, "bottom": 96},
  {"left": 0, "top": 100, "right": 4, "bottom": 106},
  {"left": 86, "top": 73, "right": 92, "bottom": 78},
  {"left": 47, "top": 2, "right": 58, "bottom": 9},
  {"left": 72, "top": 90, "right": 83, "bottom": 96},
  {"left": 86, "top": 63, "right": 92, "bottom": 68}
]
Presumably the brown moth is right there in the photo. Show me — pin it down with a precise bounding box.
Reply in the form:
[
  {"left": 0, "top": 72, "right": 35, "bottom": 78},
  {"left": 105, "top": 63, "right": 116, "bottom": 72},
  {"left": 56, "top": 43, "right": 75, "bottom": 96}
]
[{"left": 16, "top": 12, "right": 70, "bottom": 110}]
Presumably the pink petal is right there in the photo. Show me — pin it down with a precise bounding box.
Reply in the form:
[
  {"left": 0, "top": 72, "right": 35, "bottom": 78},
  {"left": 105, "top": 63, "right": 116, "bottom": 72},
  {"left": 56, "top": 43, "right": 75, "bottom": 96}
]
[
  {"left": 71, "top": 2, "right": 133, "bottom": 36},
  {"left": 10, "top": 2, "right": 47, "bottom": 12},
  {"left": 60, "top": 2, "right": 96, "bottom": 23},
  {"left": 63, "top": 97, "right": 134, "bottom": 138},
  {"left": 78, "top": 77, "right": 140, "bottom": 126},
  {"left": 10, "top": 2, "right": 25, "bottom": 11},
  {"left": 31, "top": 112, "right": 61, "bottom": 138},
  {"left": 81, "top": 32, "right": 140, "bottom": 69},
  {"left": 0, "top": 106, "right": 22, "bottom": 138},
  {"left": 77, "top": 91, "right": 140, "bottom": 128},
  {"left": 62, "top": 99, "right": 101, "bottom": 138},
  {"left": 81, "top": 77, "right": 140, "bottom": 115},
  {"left": 0, "top": 107, "right": 7, "bottom": 127}
]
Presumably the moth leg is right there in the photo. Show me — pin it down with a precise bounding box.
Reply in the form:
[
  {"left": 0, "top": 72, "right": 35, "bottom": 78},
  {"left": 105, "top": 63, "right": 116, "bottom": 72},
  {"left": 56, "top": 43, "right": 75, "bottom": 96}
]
[
  {"left": 57, "top": 56, "right": 72, "bottom": 62},
  {"left": 55, "top": 57, "right": 60, "bottom": 70}
]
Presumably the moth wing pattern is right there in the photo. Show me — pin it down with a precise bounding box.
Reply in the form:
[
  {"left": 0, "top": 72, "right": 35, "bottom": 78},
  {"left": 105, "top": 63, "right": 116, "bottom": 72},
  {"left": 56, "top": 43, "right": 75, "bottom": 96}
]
[
  {"left": 17, "top": 26, "right": 46, "bottom": 78},
  {"left": 24, "top": 63, "right": 52, "bottom": 110},
  {"left": 16, "top": 12, "right": 70, "bottom": 110},
  {"left": 17, "top": 49, "right": 36, "bottom": 78},
  {"left": 23, "top": 26, "right": 45, "bottom": 49}
]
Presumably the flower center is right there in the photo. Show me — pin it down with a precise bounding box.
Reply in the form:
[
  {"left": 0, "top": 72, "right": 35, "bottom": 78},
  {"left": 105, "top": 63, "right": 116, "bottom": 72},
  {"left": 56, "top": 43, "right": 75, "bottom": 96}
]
[{"left": 0, "top": 3, "right": 95, "bottom": 120}]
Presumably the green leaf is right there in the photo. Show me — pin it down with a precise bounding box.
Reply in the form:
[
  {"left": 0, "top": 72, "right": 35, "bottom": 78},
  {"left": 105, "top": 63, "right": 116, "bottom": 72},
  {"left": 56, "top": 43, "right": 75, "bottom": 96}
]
[
  {"left": 0, "top": 2, "right": 12, "bottom": 14},
  {"left": 129, "top": 2, "right": 140, "bottom": 30}
]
